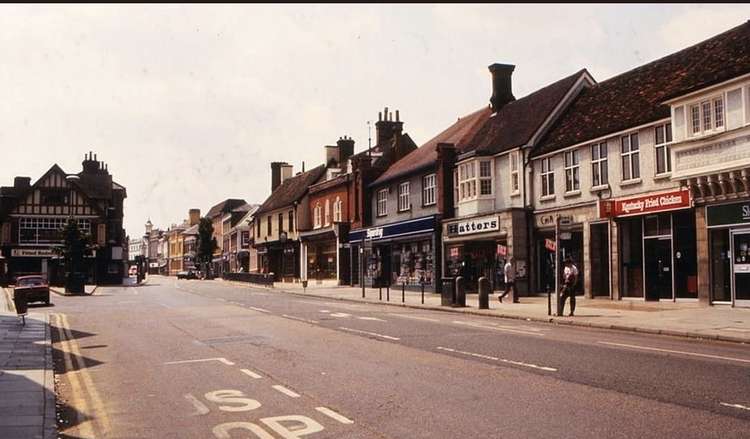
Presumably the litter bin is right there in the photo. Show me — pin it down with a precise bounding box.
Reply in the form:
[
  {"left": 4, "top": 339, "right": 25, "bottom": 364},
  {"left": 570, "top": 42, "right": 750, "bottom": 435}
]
[
  {"left": 441, "top": 277, "right": 455, "bottom": 306},
  {"left": 13, "top": 289, "right": 28, "bottom": 315}
]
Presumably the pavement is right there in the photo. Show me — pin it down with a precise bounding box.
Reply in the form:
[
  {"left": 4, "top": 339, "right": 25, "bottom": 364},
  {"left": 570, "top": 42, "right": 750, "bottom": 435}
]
[
  {"left": 241, "top": 279, "right": 750, "bottom": 344},
  {"left": 0, "top": 287, "right": 56, "bottom": 439},
  {"left": 49, "top": 284, "right": 98, "bottom": 296}
]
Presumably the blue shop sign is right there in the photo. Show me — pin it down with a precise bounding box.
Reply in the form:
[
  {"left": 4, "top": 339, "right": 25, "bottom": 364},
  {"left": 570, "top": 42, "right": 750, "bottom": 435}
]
[{"left": 349, "top": 216, "right": 436, "bottom": 243}]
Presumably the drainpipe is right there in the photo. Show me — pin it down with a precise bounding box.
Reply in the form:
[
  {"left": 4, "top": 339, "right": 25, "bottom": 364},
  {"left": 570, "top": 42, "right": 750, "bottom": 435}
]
[{"left": 522, "top": 146, "right": 534, "bottom": 294}]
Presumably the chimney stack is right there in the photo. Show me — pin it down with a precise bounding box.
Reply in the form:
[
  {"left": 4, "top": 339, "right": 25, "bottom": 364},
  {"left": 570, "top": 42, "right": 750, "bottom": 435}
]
[
  {"left": 280, "top": 163, "right": 293, "bottom": 183},
  {"left": 325, "top": 144, "right": 340, "bottom": 167},
  {"left": 488, "top": 63, "right": 516, "bottom": 112},
  {"left": 270, "top": 162, "right": 287, "bottom": 191},
  {"left": 13, "top": 177, "right": 31, "bottom": 188},
  {"left": 337, "top": 136, "right": 355, "bottom": 166},
  {"left": 189, "top": 209, "right": 201, "bottom": 226},
  {"left": 375, "top": 106, "right": 403, "bottom": 148}
]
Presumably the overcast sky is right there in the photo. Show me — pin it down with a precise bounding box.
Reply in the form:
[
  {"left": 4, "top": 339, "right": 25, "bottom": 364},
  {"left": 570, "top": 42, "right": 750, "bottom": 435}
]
[{"left": 1, "top": 4, "right": 748, "bottom": 238}]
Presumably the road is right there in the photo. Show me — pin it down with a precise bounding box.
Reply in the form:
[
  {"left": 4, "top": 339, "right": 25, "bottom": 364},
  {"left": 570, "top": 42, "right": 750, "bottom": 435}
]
[{"left": 49, "top": 276, "right": 750, "bottom": 438}]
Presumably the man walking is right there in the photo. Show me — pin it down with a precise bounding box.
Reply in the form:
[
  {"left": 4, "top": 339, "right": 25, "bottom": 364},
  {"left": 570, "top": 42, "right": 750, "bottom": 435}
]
[
  {"left": 559, "top": 257, "right": 579, "bottom": 316},
  {"left": 498, "top": 257, "right": 515, "bottom": 303}
]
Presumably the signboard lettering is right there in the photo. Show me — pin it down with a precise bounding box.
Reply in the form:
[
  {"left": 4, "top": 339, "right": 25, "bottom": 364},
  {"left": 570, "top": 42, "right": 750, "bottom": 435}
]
[
  {"left": 11, "top": 248, "right": 56, "bottom": 257},
  {"left": 707, "top": 201, "right": 750, "bottom": 227},
  {"left": 545, "top": 239, "right": 556, "bottom": 252},
  {"left": 600, "top": 189, "right": 691, "bottom": 218},
  {"left": 447, "top": 216, "right": 500, "bottom": 236},
  {"left": 366, "top": 228, "right": 383, "bottom": 239}
]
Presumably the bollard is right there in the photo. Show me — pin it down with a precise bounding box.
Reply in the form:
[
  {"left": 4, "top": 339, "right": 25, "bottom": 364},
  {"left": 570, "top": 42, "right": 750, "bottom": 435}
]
[
  {"left": 379, "top": 287, "right": 382, "bottom": 301},
  {"left": 478, "top": 276, "right": 489, "bottom": 310},
  {"left": 386, "top": 285, "right": 390, "bottom": 302},
  {"left": 402, "top": 282, "right": 405, "bottom": 303},
  {"left": 454, "top": 276, "right": 466, "bottom": 307},
  {"left": 421, "top": 282, "right": 425, "bottom": 304},
  {"left": 547, "top": 284, "right": 551, "bottom": 316}
]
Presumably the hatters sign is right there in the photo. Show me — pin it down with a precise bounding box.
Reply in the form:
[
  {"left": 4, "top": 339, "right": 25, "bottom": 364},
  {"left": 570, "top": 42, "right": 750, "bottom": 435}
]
[
  {"left": 447, "top": 216, "right": 500, "bottom": 237},
  {"left": 599, "top": 188, "right": 691, "bottom": 218}
]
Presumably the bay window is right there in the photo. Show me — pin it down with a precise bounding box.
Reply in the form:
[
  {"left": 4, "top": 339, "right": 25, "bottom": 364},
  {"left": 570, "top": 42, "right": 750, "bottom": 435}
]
[
  {"left": 689, "top": 95, "right": 725, "bottom": 136},
  {"left": 457, "top": 159, "right": 493, "bottom": 202}
]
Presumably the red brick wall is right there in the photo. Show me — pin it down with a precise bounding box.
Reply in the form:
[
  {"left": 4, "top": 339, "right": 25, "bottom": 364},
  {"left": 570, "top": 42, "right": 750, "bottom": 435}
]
[{"left": 308, "top": 185, "right": 350, "bottom": 228}]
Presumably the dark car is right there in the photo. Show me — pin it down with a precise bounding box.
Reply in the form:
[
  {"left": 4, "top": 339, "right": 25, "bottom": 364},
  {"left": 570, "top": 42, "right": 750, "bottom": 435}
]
[
  {"left": 176, "top": 270, "right": 197, "bottom": 280},
  {"left": 14, "top": 275, "right": 50, "bottom": 305}
]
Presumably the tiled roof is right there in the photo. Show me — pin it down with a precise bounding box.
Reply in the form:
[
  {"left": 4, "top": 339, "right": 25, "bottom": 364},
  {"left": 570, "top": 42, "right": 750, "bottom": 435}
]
[
  {"left": 257, "top": 164, "right": 326, "bottom": 215},
  {"left": 469, "top": 69, "right": 588, "bottom": 155},
  {"left": 535, "top": 20, "right": 750, "bottom": 156},
  {"left": 206, "top": 199, "right": 247, "bottom": 219},
  {"left": 371, "top": 107, "right": 492, "bottom": 187}
]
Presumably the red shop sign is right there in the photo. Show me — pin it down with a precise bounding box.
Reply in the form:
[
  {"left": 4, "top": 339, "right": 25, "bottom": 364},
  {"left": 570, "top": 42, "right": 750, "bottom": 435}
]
[
  {"left": 545, "top": 239, "right": 556, "bottom": 252},
  {"left": 496, "top": 244, "right": 507, "bottom": 256},
  {"left": 600, "top": 188, "right": 692, "bottom": 218}
]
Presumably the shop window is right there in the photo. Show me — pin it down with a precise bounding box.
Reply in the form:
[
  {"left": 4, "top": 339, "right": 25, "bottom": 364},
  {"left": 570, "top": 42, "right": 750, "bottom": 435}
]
[
  {"left": 564, "top": 150, "right": 580, "bottom": 192},
  {"left": 540, "top": 158, "right": 554, "bottom": 197},
  {"left": 422, "top": 174, "right": 436, "bottom": 206},
  {"left": 620, "top": 217, "right": 644, "bottom": 298},
  {"left": 392, "top": 240, "right": 433, "bottom": 286},
  {"left": 621, "top": 132, "right": 640, "bottom": 181},
  {"left": 377, "top": 189, "right": 388, "bottom": 216},
  {"left": 591, "top": 142, "right": 608, "bottom": 187},
  {"left": 655, "top": 123, "right": 673, "bottom": 175},
  {"left": 324, "top": 199, "right": 331, "bottom": 226},
  {"left": 398, "top": 182, "right": 410, "bottom": 212},
  {"left": 644, "top": 213, "right": 671, "bottom": 237}
]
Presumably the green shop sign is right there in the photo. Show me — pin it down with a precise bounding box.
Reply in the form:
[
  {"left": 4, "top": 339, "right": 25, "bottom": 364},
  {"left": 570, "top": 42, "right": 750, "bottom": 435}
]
[{"left": 707, "top": 201, "right": 750, "bottom": 227}]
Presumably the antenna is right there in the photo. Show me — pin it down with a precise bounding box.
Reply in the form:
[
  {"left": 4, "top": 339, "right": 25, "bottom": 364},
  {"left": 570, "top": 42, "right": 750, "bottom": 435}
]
[{"left": 367, "top": 120, "right": 372, "bottom": 157}]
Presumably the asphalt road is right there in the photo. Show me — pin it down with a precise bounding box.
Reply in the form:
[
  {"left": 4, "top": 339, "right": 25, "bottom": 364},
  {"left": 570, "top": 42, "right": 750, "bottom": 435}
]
[{"left": 49, "top": 276, "right": 750, "bottom": 438}]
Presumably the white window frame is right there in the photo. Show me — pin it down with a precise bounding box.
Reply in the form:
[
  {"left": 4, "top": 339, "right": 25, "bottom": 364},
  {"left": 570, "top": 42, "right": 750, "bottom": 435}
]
[
  {"left": 398, "top": 181, "right": 410, "bottom": 212},
  {"left": 540, "top": 158, "right": 554, "bottom": 197},
  {"left": 333, "top": 197, "right": 342, "bottom": 222},
  {"left": 453, "top": 169, "right": 459, "bottom": 208},
  {"left": 564, "top": 150, "right": 580, "bottom": 193},
  {"left": 509, "top": 151, "right": 520, "bottom": 195},
  {"left": 422, "top": 174, "right": 436, "bottom": 206},
  {"left": 377, "top": 189, "right": 388, "bottom": 216},
  {"left": 591, "top": 142, "right": 608, "bottom": 187},
  {"left": 458, "top": 161, "right": 476, "bottom": 201},
  {"left": 654, "top": 123, "right": 673, "bottom": 176},
  {"left": 478, "top": 159, "right": 493, "bottom": 196},
  {"left": 621, "top": 132, "right": 640, "bottom": 182},
  {"left": 689, "top": 94, "right": 725, "bottom": 137},
  {"left": 313, "top": 203, "right": 322, "bottom": 229},
  {"left": 324, "top": 199, "right": 331, "bottom": 226}
]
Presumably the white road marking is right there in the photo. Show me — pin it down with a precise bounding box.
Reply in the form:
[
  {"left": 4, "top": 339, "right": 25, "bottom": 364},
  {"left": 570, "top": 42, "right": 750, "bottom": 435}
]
[
  {"left": 184, "top": 393, "right": 210, "bottom": 416},
  {"left": 388, "top": 313, "right": 440, "bottom": 323},
  {"left": 248, "top": 306, "right": 271, "bottom": 313},
  {"left": 339, "top": 327, "right": 400, "bottom": 341},
  {"left": 272, "top": 385, "right": 301, "bottom": 398},
  {"left": 315, "top": 407, "right": 354, "bottom": 424},
  {"left": 330, "top": 312, "right": 351, "bottom": 318},
  {"left": 720, "top": 402, "right": 750, "bottom": 411},
  {"left": 722, "top": 327, "right": 750, "bottom": 333},
  {"left": 240, "top": 368, "right": 263, "bottom": 379},
  {"left": 319, "top": 310, "right": 331, "bottom": 313},
  {"left": 217, "top": 298, "right": 227, "bottom": 302},
  {"left": 164, "top": 357, "right": 236, "bottom": 366},
  {"left": 436, "top": 346, "right": 558, "bottom": 372},
  {"left": 452, "top": 320, "right": 545, "bottom": 336},
  {"left": 357, "top": 316, "right": 386, "bottom": 322},
  {"left": 597, "top": 341, "right": 750, "bottom": 364},
  {"left": 282, "top": 314, "right": 319, "bottom": 324}
]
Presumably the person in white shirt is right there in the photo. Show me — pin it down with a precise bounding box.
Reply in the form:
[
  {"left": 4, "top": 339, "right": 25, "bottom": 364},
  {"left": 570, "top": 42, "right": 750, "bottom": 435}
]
[
  {"left": 498, "top": 257, "right": 516, "bottom": 303},
  {"left": 560, "top": 257, "right": 579, "bottom": 316}
]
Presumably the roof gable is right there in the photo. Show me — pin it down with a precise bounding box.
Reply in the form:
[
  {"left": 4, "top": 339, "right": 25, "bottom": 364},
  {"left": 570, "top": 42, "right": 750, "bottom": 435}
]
[{"left": 257, "top": 165, "right": 327, "bottom": 215}]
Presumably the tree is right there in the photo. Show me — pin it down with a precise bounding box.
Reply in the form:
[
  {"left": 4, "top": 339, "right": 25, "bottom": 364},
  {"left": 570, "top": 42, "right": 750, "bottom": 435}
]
[
  {"left": 196, "top": 217, "right": 217, "bottom": 277},
  {"left": 56, "top": 218, "right": 92, "bottom": 293}
]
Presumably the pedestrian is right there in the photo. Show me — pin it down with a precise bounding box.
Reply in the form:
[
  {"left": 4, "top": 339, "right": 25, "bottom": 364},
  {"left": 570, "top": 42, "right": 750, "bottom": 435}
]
[
  {"left": 498, "top": 257, "right": 515, "bottom": 303},
  {"left": 559, "top": 257, "right": 579, "bottom": 316}
]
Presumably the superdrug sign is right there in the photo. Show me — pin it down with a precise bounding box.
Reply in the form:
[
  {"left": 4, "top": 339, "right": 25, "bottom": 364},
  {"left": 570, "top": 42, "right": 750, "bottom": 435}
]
[{"left": 447, "top": 215, "right": 500, "bottom": 236}]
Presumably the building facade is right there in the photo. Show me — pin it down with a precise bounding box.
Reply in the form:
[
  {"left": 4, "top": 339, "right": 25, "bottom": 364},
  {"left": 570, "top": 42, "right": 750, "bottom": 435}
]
[{"left": 0, "top": 153, "right": 127, "bottom": 284}]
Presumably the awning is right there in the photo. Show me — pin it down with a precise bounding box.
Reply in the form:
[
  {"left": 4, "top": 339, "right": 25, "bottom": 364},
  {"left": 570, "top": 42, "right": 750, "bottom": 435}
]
[{"left": 349, "top": 215, "right": 437, "bottom": 243}]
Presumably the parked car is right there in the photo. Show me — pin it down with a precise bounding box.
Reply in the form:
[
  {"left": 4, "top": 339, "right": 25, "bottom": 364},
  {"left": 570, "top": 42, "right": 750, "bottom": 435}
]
[
  {"left": 176, "top": 270, "right": 197, "bottom": 280},
  {"left": 14, "top": 275, "right": 50, "bottom": 305}
]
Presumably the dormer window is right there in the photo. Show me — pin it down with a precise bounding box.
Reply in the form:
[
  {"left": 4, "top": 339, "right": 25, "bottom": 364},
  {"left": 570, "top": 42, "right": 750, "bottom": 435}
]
[{"left": 689, "top": 95, "right": 724, "bottom": 136}]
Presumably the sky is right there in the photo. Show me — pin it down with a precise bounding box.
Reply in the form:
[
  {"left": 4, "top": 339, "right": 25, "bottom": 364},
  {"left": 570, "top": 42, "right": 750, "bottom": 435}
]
[{"left": 1, "top": 4, "right": 748, "bottom": 238}]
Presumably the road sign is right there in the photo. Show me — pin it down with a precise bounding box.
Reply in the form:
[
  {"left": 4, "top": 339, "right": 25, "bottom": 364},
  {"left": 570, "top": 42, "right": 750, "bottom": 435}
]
[{"left": 545, "top": 238, "right": 556, "bottom": 252}]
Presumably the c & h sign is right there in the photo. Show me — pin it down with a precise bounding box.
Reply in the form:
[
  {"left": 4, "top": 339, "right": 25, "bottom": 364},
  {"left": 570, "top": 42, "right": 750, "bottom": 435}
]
[{"left": 447, "top": 215, "right": 499, "bottom": 237}]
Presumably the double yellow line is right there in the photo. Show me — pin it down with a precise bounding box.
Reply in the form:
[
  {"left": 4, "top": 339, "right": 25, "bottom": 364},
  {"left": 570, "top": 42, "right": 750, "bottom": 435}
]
[{"left": 53, "top": 313, "right": 111, "bottom": 438}]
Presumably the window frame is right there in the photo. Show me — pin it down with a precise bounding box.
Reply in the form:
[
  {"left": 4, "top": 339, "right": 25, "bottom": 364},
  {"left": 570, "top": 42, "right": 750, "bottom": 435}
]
[
  {"left": 313, "top": 203, "right": 322, "bottom": 229},
  {"left": 422, "top": 173, "right": 436, "bottom": 206},
  {"left": 333, "top": 197, "right": 342, "bottom": 222},
  {"left": 377, "top": 188, "right": 388, "bottom": 217},
  {"left": 398, "top": 181, "right": 411, "bottom": 212},
  {"left": 688, "top": 94, "right": 725, "bottom": 137},
  {"left": 620, "top": 132, "right": 640, "bottom": 182},
  {"left": 478, "top": 159, "right": 493, "bottom": 196},
  {"left": 591, "top": 142, "right": 608, "bottom": 188},
  {"left": 540, "top": 157, "right": 554, "bottom": 197},
  {"left": 509, "top": 151, "right": 520, "bottom": 195},
  {"left": 324, "top": 199, "right": 331, "bottom": 226},
  {"left": 564, "top": 149, "right": 580, "bottom": 193},
  {"left": 654, "top": 122, "right": 673, "bottom": 176}
]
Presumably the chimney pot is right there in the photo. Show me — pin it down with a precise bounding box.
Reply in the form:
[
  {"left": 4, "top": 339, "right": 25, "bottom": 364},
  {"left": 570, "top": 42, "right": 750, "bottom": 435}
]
[{"left": 488, "top": 63, "right": 516, "bottom": 112}]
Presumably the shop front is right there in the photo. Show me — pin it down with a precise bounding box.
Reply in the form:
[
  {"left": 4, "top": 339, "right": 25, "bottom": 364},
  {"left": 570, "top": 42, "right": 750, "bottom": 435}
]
[
  {"left": 443, "top": 214, "right": 506, "bottom": 293},
  {"left": 705, "top": 201, "right": 750, "bottom": 307},
  {"left": 534, "top": 210, "right": 588, "bottom": 296},
  {"left": 300, "top": 225, "right": 350, "bottom": 284},
  {"left": 256, "top": 237, "right": 300, "bottom": 282},
  {"left": 601, "top": 188, "right": 697, "bottom": 301},
  {"left": 348, "top": 215, "right": 439, "bottom": 292}
]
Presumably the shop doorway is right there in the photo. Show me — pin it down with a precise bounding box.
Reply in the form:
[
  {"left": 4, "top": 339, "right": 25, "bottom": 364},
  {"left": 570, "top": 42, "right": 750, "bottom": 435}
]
[
  {"left": 730, "top": 230, "right": 750, "bottom": 307},
  {"left": 589, "top": 223, "right": 610, "bottom": 297},
  {"left": 644, "top": 238, "right": 673, "bottom": 300}
]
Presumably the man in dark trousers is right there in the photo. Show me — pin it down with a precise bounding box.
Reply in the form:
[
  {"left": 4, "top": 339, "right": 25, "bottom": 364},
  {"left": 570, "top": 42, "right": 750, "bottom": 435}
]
[{"left": 559, "top": 257, "right": 579, "bottom": 316}]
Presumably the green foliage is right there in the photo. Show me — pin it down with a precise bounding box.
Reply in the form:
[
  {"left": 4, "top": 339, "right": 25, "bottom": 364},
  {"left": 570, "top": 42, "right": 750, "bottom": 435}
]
[
  {"left": 56, "top": 218, "right": 92, "bottom": 274},
  {"left": 196, "top": 217, "right": 217, "bottom": 268}
]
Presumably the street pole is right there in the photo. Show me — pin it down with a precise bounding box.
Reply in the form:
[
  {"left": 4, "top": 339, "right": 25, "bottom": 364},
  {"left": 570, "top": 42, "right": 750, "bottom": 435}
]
[
  {"left": 554, "top": 215, "right": 561, "bottom": 316},
  {"left": 361, "top": 236, "right": 365, "bottom": 298}
]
